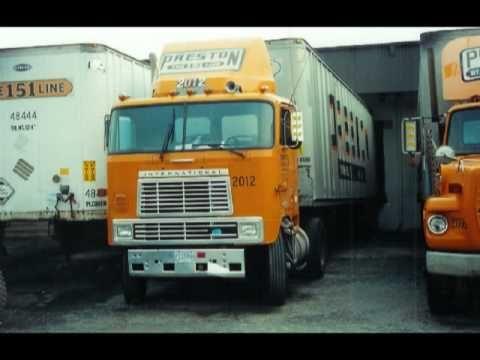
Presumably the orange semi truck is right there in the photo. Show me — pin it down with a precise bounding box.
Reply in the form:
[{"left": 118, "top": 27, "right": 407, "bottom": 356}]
[
  {"left": 106, "top": 38, "right": 377, "bottom": 305},
  {"left": 403, "top": 36, "right": 480, "bottom": 313}
]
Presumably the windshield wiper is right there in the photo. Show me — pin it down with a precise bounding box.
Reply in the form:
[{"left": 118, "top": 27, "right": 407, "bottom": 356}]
[
  {"left": 160, "top": 108, "right": 176, "bottom": 161},
  {"left": 192, "top": 143, "right": 246, "bottom": 159}
]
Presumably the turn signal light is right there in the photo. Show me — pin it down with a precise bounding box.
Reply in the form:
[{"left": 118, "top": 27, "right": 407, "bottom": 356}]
[
  {"left": 448, "top": 183, "right": 462, "bottom": 194},
  {"left": 114, "top": 193, "right": 127, "bottom": 210}
]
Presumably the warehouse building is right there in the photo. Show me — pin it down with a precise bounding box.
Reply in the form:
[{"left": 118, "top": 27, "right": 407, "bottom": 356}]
[{"left": 316, "top": 28, "right": 480, "bottom": 232}]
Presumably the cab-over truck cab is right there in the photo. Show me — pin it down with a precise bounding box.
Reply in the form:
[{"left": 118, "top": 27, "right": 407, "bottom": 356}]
[
  {"left": 106, "top": 39, "right": 323, "bottom": 305},
  {"left": 403, "top": 36, "right": 480, "bottom": 313}
]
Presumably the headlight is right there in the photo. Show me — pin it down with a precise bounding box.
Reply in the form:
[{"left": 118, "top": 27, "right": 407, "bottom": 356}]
[
  {"left": 427, "top": 215, "right": 448, "bottom": 235},
  {"left": 239, "top": 222, "right": 259, "bottom": 237},
  {"left": 116, "top": 224, "right": 133, "bottom": 238}
]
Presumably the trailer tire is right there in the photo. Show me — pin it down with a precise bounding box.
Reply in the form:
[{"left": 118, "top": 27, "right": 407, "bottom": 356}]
[
  {"left": 261, "top": 234, "right": 287, "bottom": 306},
  {"left": 122, "top": 251, "right": 147, "bottom": 305},
  {"left": 426, "top": 273, "right": 454, "bottom": 315},
  {"left": 302, "top": 216, "right": 327, "bottom": 279},
  {"left": 0, "top": 268, "right": 6, "bottom": 309}
]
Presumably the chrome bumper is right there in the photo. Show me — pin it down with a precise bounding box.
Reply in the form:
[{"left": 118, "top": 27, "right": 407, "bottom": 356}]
[
  {"left": 112, "top": 216, "right": 263, "bottom": 246},
  {"left": 128, "top": 248, "right": 245, "bottom": 278},
  {"left": 426, "top": 250, "right": 480, "bottom": 277}
]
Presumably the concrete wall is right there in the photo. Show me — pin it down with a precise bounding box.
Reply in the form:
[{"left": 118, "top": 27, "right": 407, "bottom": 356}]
[
  {"left": 317, "top": 42, "right": 419, "bottom": 94},
  {"left": 361, "top": 92, "right": 420, "bottom": 231}
]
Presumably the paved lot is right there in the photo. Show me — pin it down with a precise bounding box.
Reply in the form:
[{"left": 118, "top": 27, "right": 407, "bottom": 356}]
[{"left": 1, "top": 224, "right": 480, "bottom": 333}]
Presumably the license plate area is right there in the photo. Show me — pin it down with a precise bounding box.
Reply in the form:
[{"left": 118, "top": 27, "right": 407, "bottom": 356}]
[{"left": 174, "top": 250, "right": 194, "bottom": 263}]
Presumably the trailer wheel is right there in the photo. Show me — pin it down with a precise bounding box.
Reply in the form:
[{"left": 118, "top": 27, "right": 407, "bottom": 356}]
[
  {"left": 302, "top": 216, "right": 328, "bottom": 279},
  {"left": 426, "top": 273, "right": 454, "bottom": 315},
  {"left": 122, "top": 251, "right": 147, "bottom": 305},
  {"left": 0, "top": 267, "right": 7, "bottom": 309},
  {"left": 261, "top": 234, "right": 287, "bottom": 306}
]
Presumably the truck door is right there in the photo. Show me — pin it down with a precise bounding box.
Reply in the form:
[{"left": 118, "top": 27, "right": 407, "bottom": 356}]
[{"left": 280, "top": 106, "right": 300, "bottom": 217}]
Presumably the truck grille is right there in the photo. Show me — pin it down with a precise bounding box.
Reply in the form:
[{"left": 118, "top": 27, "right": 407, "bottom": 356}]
[
  {"left": 133, "top": 221, "right": 238, "bottom": 241},
  {"left": 138, "top": 177, "right": 232, "bottom": 217}
]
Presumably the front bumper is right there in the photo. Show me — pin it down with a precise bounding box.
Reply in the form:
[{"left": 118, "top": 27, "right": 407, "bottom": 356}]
[
  {"left": 128, "top": 248, "right": 245, "bottom": 278},
  {"left": 426, "top": 250, "right": 480, "bottom": 277},
  {"left": 112, "top": 216, "right": 264, "bottom": 246}
]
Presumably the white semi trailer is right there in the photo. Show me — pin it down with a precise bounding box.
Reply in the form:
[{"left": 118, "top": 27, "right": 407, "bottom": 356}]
[{"left": 0, "top": 43, "right": 151, "bottom": 255}]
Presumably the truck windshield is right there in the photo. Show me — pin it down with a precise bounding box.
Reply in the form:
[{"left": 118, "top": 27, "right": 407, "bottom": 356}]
[
  {"left": 108, "top": 101, "right": 274, "bottom": 154},
  {"left": 447, "top": 108, "right": 480, "bottom": 155}
]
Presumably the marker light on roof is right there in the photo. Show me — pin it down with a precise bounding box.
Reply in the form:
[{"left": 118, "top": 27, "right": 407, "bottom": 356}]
[{"left": 225, "top": 81, "right": 239, "bottom": 93}]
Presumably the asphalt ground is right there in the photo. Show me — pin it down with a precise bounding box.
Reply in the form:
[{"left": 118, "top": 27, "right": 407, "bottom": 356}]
[{"left": 1, "top": 223, "right": 480, "bottom": 333}]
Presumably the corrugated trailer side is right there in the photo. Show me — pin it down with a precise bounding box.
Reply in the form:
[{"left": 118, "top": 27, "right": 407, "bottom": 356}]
[
  {"left": 0, "top": 43, "right": 151, "bottom": 253},
  {"left": 266, "top": 39, "right": 376, "bottom": 205},
  {"left": 0, "top": 45, "right": 84, "bottom": 221},
  {"left": 73, "top": 45, "right": 151, "bottom": 222}
]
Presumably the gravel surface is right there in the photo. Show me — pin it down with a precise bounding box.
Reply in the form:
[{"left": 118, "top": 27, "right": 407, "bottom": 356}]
[{"left": 1, "top": 226, "right": 480, "bottom": 333}]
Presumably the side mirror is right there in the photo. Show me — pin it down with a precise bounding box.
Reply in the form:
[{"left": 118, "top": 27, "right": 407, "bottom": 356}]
[
  {"left": 401, "top": 117, "right": 421, "bottom": 155},
  {"left": 435, "top": 145, "right": 456, "bottom": 165},
  {"left": 290, "top": 111, "right": 304, "bottom": 144},
  {"left": 104, "top": 114, "right": 111, "bottom": 150}
]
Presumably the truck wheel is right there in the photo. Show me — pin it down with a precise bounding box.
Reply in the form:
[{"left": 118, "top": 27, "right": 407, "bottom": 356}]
[
  {"left": 426, "top": 273, "right": 454, "bottom": 315},
  {"left": 122, "top": 251, "right": 147, "bottom": 305},
  {"left": 0, "top": 268, "right": 7, "bottom": 309},
  {"left": 302, "top": 216, "right": 328, "bottom": 279},
  {"left": 261, "top": 234, "right": 287, "bottom": 306}
]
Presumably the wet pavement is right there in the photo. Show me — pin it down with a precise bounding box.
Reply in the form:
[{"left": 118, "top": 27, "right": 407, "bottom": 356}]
[{"left": 1, "top": 223, "right": 480, "bottom": 333}]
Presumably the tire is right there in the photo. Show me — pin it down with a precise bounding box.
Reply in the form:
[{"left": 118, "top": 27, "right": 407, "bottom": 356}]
[
  {"left": 122, "top": 250, "right": 147, "bottom": 305},
  {"left": 302, "top": 216, "right": 328, "bottom": 279},
  {"left": 261, "top": 234, "right": 287, "bottom": 306},
  {"left": 427, "top": 273, "right": 454, "bottom": 315},
  {"left": 0, "top": 268, "right": 7, "bottom": 309}
]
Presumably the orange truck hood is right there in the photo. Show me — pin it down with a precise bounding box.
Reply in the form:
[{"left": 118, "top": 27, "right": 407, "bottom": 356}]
[
  {"left": 424, "top": 154, "right": 480, "bottom": 251},
  {"left": 107, "top": 149, "right": 292, "bottom": 245}
]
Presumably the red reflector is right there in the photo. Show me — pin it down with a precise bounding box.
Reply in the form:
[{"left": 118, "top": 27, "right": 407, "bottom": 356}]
[
  {"left": 448, "top": 183, "right": 462, "bottom": 194},
  {"left": 197, "top": 252, "right": 206, "bottom": 258},
  {"left": 97, "top": 188, "right": 107, "bottom": 197}
]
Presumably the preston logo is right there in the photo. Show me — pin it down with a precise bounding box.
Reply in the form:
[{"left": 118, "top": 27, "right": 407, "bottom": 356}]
[{"left": 13, "top": 63, "right": 32, "bottom": 72}]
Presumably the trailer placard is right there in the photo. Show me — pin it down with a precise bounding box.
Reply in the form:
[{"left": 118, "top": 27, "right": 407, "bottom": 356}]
[
  {"left": 83, "top": 161, "right": 96, "bottom": 182},
  {"left": 0, "top": 79, "right": 73, "bottom": 100},
  {"left": 0, "top": 178, "right": 15, "bottom": 205}
]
